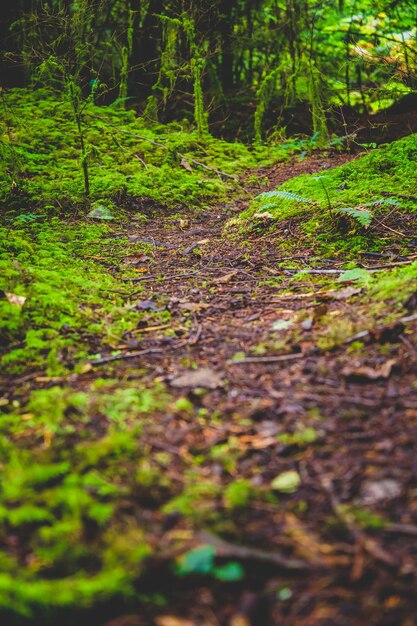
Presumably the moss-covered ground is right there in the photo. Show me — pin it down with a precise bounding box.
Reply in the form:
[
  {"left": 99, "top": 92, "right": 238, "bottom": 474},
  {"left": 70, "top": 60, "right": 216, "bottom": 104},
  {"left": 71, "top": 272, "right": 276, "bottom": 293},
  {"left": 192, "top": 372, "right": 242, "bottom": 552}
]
[
  {"left": 233, "top": 133, "right": 417, "bottom": 256},
  {"left": 2, "top": 89, "right": 417, "bottom": 625}
]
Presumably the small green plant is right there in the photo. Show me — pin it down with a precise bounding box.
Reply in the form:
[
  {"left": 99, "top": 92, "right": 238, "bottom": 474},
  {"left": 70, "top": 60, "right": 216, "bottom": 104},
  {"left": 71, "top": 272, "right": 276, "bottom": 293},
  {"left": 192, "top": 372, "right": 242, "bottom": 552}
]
[{"left": 176, "top": 545, "right": 244, "bottom": 582}]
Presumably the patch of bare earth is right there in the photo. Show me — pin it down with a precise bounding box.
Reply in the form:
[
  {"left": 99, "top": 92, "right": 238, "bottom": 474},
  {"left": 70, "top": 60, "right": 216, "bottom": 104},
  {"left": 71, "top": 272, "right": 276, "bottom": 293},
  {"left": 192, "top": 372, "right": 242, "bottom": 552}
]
[{"left": 91, "top": 155, "right": 417, "bottom": 626}]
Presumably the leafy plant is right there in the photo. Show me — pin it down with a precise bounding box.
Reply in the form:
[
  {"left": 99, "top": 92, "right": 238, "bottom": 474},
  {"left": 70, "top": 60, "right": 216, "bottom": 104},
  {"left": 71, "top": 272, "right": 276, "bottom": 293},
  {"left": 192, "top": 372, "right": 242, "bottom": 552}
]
[
  {"left": 176, "top": 545, "right": 244, "bottom": 582},
  {"left": 335, "top": 206, "right": 373, "bottom": 227}
]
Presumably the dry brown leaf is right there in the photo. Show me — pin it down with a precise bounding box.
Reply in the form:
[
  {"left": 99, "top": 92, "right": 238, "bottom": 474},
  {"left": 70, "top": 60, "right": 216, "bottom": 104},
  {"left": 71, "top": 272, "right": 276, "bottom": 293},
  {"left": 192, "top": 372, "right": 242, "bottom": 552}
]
[
  {"left": 284, "top": 513, "right": 348, "bottom": 566},
  {"left": 170, "top": 368, "right": 224, "bottom": 389},
  {"left": 155, "top": 617, "right": 195, "bottom": 626},
  {"left": 214, "top": 271, "right": 238, "bottom": 284},
  {"left": 342, "top": 358, "right": 396, "bottom": 380},
  {"left": 179, "top": 301, "right": 210, "bottom": 313},
  {"left": 332, "top": 286, "right": 362, "bottom": 300},
  {"left": 5, "top": 292, "right": 26, "bottom": 307},
  {"left": 229, "top": 615, "right": 251, "bottom": 626},
  {"left": 180, "top": 158, "right": 193, "bottom": 172}
]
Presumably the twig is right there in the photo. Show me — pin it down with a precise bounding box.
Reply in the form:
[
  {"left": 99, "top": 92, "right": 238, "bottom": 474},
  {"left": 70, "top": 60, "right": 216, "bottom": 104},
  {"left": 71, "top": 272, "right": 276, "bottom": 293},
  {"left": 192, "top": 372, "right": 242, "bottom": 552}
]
[
  {"left": 228, "top": 353, "right": 305, "bottom": 365},
  {"left": 317, "top": 474, "right": 399, "bottom": 570},
  {"left": 123, "top": 271, "right": 201, "bottom": 283},
  {"left": 133, "top": 153, "right": 148, "bottom": 170},
  {"left": 399, "top": 334, "right": 417, "bottom": 354},
  {"left": 280, "top": 260, "right": 417, "bottom": 276},
  {"left": 383, "top": 523, "right": 417, "bottom": 537},
  {"left": 373, "top": 218, "right": 406, "bottom": 238},
  {"left": 198, "top": 531, "right": 310, "bottom": 571},
  {"left": 89, "top": 347, "right": 165, "bottom": 365},
  {"left": 362, "top": 260, "right": 415, "bottom": 269},
  {"left": 188, "top": 324, "right": 203, "bottom": 345}
]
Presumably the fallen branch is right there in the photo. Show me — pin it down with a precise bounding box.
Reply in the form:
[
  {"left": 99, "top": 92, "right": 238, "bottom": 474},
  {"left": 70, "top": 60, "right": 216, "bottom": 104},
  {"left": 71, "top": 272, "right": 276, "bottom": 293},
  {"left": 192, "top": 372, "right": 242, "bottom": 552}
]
[
  {"left": 89, "top": 347, "right": 165, "bottom": 365},
  {"left": 198, "top": 531, "right": 311, "bottom": 571},
  {"left": 373, "top": 218, "right": 406, "bottom": 238},
  {"left": 317, "top": 473, "right": 399, "bottom": 571},
  {"left": 124, "top": 271, "right": 201, "bottom": 283},
  {"left": 228, "top": 353, "right": 305, "bottom": 365},
  {"left": 383, "top": 523, "right": 417, "bottom": 537}
]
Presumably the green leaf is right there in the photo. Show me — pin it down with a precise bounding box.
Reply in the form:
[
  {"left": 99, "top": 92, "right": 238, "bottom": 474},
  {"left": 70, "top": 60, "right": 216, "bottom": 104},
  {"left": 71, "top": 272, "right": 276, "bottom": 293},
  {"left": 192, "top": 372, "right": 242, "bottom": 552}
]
[
  {"left": 272, "top": 319, "right": 293, "bottom": 331},
  {"left": 176, "top": 545, "right": 215, "bottom": 576},
  {"left": 87, "top": 205, "right": 115, "bottom": 220},
  {"left": 271, "top": 470, "right": 301, "bottom": 493},
  {"left": 337, "top": 268, "right": 372, "bottom": 284},
  {"left": 213, "top": 561, "right": 245, "bottom": 581}
]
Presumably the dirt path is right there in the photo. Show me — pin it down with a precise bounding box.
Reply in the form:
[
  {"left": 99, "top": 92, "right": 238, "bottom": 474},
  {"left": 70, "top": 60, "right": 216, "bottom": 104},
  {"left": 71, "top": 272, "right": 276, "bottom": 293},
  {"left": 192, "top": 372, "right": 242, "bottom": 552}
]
[
  {"left": 6, "top": 154, "right": 417, "bottom": 626},
  {"left": 93, "top": 156, "right": 417, "bottom": 626}
]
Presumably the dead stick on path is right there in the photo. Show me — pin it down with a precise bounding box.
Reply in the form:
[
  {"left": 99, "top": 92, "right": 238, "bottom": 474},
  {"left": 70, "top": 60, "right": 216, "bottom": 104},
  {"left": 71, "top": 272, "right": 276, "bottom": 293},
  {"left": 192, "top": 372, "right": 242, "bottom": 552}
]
[
  {"left": 124, "top": 271, "right": 201, "bottom": 283},
  {"left": 228, "top": 353, "right": 305, "bottom": 365},
  {"left": 198, "top": 531, "right": 311, "bottom": 571},
  {"left": 89, "top": 342, "right": 187, "bottom": 366},
  {"left": 373, "top": 218, "right": 406, "bottom": 238},
  {"left": 317, "top": 474, "right": 399, "bottom": 570},
  {"left": 90, "top": 348, "right": 165, "bottom": 365}
]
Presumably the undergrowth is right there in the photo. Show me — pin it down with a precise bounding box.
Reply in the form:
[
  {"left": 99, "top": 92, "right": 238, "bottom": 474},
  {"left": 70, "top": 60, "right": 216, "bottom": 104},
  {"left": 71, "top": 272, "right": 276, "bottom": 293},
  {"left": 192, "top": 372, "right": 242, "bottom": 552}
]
[
  {"left": 0, "top": 88, "right": 289, "bottom": 211},
  {"left": 233, "top": 134, "right": 417, "bottom": 256},
  {"left": 0, "top": 380, "right": 169, "bottom": 617},
  {"left": 0, "top": 217, "right": 159, "bottom": 375}
]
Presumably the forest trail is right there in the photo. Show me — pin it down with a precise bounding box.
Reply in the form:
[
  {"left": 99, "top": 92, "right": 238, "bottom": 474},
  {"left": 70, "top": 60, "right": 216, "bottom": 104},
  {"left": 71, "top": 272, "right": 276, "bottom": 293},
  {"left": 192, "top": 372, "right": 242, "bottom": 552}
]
[
  {"left": 89, "top": 154, "right": 417, "bottom": 625},
  {"left": 5, "top": 153, "right": 417, "bottom": 626}
]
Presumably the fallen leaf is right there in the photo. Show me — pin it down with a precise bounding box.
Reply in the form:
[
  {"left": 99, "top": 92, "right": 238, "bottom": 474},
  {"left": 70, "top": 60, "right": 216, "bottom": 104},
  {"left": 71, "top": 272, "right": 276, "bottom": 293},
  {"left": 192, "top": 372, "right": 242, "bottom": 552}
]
[
  {"left": 342, "top": 358, "right": 396, "bottom": 380},
  {"left": 358, "top": 479, "right": 402, "bottom": 505},
  {"left": 300, "top": 317, "right": 313, "bottom": 330},
  {"left": 271, "top": 470, "right": 301, "bottom": 493},
  {"left": 272, "top": 319, "right": 293, "bottom": 331},
  {"left": 5, "top": 292, "right": 26, "bottom": 307},
  {"left": 332, "top": 286, "right": 362, "bottom": 300},
  {"left": 337, "top": 268, "right": 371, "bottom": 284},
  {"left": 170, "top": 368, "right": 224, "bottom": 390},
  {"left": 180, "top": 158, "right": 193, "bottom": 172},
  {"left": 253, "top": 212, "right": 275, "bottom": 220},
  {"left": 123, "top": 254, "right": 151, "bottom": 265},
  {"left": 179, "top": 301, "right": 210, "bottom": 313},
  {"left": 134, "top": 300, "right": 164, "bottom": 312},
  {"left": 155, "top": 617, "right": 195, "bottom": 626},
  {"left": 214, "top": 271, "right": 238, "bottom": 284},
  {"left": 87, "top": 205, "right": 115, "bottom": 220}
]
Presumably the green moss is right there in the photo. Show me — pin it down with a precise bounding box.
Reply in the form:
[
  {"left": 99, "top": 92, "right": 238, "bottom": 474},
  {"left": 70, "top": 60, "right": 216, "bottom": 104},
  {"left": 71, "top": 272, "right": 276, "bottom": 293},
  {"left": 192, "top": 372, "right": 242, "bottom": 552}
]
[
  {"left": 0, "top": 87, "right": 288, "bottom": 210},
  {"left": 0, "top": 382, "right": 169, "bottom": 615},
  {"left": 234, "top": 135, "right": 417, "bottom": 256},
  {"left": 0, "top": 218, "right": 150, "bottom": 374}
]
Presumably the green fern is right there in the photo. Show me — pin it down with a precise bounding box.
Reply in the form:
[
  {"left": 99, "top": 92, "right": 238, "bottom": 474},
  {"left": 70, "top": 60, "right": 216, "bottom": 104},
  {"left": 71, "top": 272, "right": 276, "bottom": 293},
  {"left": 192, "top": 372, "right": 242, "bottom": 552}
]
[
  {"left": 335, "top": 206, "right": 373, "bottom": 227},
  {"left": 257, "top": 190, "right": 312, "bottom": 203},
  {"left": 366, "top": 197, "right": 402, "bottom": 207}
]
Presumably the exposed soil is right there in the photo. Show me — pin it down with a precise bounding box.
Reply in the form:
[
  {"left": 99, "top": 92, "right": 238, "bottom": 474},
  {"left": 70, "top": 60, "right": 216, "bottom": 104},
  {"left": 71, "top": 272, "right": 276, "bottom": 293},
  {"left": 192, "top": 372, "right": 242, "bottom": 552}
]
[{"left": 8, "top": 153, "right": 417, "bottom": 626}]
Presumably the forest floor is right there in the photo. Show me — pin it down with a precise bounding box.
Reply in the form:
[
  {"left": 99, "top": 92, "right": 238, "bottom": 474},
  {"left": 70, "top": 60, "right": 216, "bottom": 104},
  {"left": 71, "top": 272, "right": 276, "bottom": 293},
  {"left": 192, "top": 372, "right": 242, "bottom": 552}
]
[{"left": 3, "top": 152, "right": 417, "bottom": 626}]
